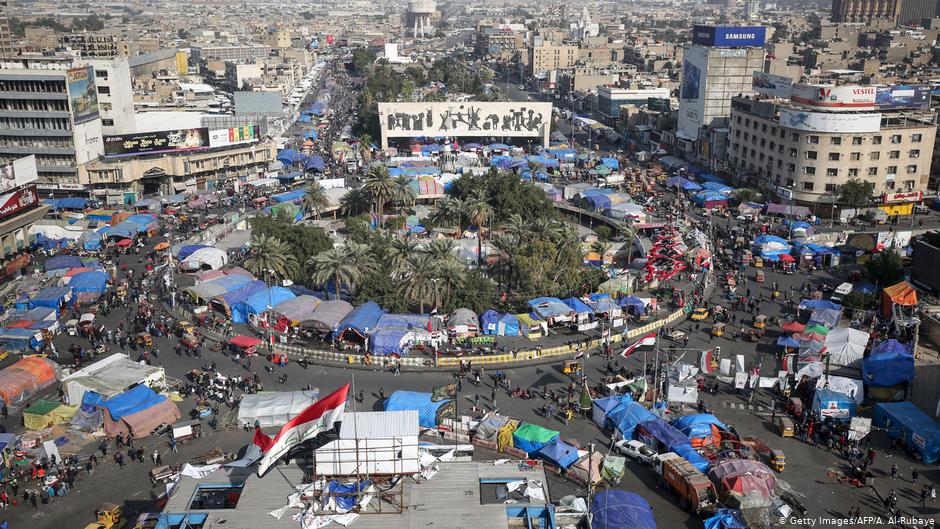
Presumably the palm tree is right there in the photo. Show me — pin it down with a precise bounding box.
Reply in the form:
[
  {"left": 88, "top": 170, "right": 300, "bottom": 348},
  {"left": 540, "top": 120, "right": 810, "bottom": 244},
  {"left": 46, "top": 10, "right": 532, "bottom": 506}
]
[
  {"left": 619, "top": 220, "right": 639, "bottom": 267},
  {"left": 244, "top": 234, "right": 299, "bottom": 282},
  {"left": 340, "top": 188, "right": 370, "bottom": 217},
  {"left": 501, "top": 213, "right": 527, "bottom": 243},
  {"left": 358, "top": 133, "right": 374, "bottom": 164},
  {"left": 387, "top": 237, "right": 419, "bottom": 275},
  {"left": 430, "top": 196, "right": 463, "bottom": 234},
  {"left": 428, "top": 238, "right": 457, "bottom": 262},
  {"left": 392, "top": 174, "right": 417, "bottom": 214},
  {"left": 344, "top": 241, "right": 378, "bottom": 277},
  {"left": 398, "top": 252, "right": 438, "bottom": 313},
  {"left": 308, "top": 247, "right": 362, "bottom": 299},
  {"left": 464, "top": 192, "right": 493, "bottom": 267},
  {"left": 434, "top": 259, "right": 464, "bottom": 310},
  {"left": 527, "top": 160, "right": 545, "bottom": 180},
  {"left": 362, "top": 164, "right": 395, "bottom": 224},
  {"left": 301, "top": 182, "right": 330, "bottom": 219},
  {"left": 491, "top": 233, "right": 519, "bottom": 294},
  {"left": 590, "top": 241, "right": 610, "bottom": 264}
]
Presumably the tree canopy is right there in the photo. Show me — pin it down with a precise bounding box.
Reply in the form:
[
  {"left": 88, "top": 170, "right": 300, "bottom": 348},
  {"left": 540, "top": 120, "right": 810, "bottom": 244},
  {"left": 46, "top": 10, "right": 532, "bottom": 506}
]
[
  {"left": 839, "top": 179, "right": 876, "bottom": 208},
  {"left": 249, "top": 212, "right": 332, "bottom": 283}
]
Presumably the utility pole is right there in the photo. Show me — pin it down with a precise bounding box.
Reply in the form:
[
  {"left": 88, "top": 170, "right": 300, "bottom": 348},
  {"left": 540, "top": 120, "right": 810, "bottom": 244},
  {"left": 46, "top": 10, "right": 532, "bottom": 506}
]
[{"left": 587, "top": 441, "right": 595, "bottom": 528}]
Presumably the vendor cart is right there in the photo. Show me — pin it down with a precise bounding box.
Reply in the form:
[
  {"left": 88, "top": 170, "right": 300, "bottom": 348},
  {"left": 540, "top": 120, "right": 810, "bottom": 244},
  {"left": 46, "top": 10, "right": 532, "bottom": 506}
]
[
  {"left": 667, "top": 329, "right": 687, "bottom": 342},
  {"left": 191, "top": 448, "right": 231, "bottom": 466},
  {"left": 171, "top": 419, "right": 202, "bottom": 443},
  {"left": 66, "top": 319, "right": 78, "bottom": 336},
  {"left": 776, "top": 417, "right": 794, "bottom": 437},
  {"left": 180, "top": 333, "right": 199, "bottom": 350},
  {"left": 149, "top": 464, "right": 179, "bottom": 484},
  {"left": 756, "top": 270, "right": 765, "bottom": 283}
]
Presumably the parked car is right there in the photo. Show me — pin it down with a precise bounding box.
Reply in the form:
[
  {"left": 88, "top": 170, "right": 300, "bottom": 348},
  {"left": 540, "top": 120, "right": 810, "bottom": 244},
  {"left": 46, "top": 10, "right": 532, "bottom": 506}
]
[{"left": 614, "top": 439, "right": 659, "bottom": 465}]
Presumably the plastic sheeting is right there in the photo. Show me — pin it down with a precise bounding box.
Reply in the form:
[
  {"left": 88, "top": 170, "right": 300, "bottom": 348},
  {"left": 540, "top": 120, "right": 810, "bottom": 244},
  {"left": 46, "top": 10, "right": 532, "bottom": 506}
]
[
  {"left": 635, "top": 419, "right": 690, "bottom": 452},
  {"left": 185, "top": 274, "right": 253, "bottom": 302},
  {"left": 672, "top": 414, "right": 728, "bottom": 448},
  {"left": 334, "top": 301, "right": 385, "bottom": 340},
  {"left": 703, "top": 509, "right": 748, "bottom": 529},
  {"left": 812, "top": 388, "right": 857, "bottom": 419},
  {"left": 45, "top": 255, "right": 83, "bottom": 271},
  {"left": 863, "top": 339, "right": 914, "bottom": 387},
  {"left": 237, "top": 390, "right": 320, "bottom": 428},
  {"left": 527, "top": 297, "right": 573, "bottom": 321},
  {"left": 383, "top": 391, "right": 450, "bottom": 428},
  {"left": 273, "top": 295, "right": 321, "bottom": 324},
  {"left": 231, "top": 286, "right": 297, "bottom": 324},
  {"left": 608, "top": 398, "right": 656, "bottom": 440},
  {"left": 591, "top": 490, "right": 656, "bottom": 529},
  {"left": 592, "top": 396, "right": 621, "bottom": 427},
  {"left": 673, "top": 443, "right": 710, "bottom": 473},
  {"left": 708, "top": 460, "right": 776, "bottom": 509},
  {"left": 369, "top": 314, "right": 433, "bottom": 355},
  {"left": 69, "top": 271, "right": 108, "bottom": 303},
  {"left": 23, "top": 400, "right": 78, "bottom": 430},
  {"left": 103, "top": 398, "right": 181, "bottom": 439},
  {"left": 0, "top": 357, "right": 59, "bottom": 406},
  {"left": 177, "top": 244, "right": 212, "bottom": 260},
  {"left": 447, "top": 308, "right": 478, "bottom": 333},
  {"left": 873, "top": 401, "right": 940, "bottom": 464},
  {"left": 512, "top": 423, "right": 560, "bottom": 455},
  {"left": 307, "top": 300, "right": 354, "bottom": 332},
  {"left": 181, "top": 247, "right": 228, "bottom": 271},
  {"left": 538, "top": 439, "right": 579, "bottom": 469},
  {"left": 85, "top": 384, "right": 166, "bottom": 420},
  {"left": 211, "top": 280, "right": 266, "bottom": 314}
]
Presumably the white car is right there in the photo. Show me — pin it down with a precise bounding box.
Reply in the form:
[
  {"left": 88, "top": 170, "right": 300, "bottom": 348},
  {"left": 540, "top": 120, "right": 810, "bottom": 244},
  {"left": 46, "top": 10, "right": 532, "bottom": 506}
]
[{"left": 614, "top": 440, "right": 659, "bottom": 465}]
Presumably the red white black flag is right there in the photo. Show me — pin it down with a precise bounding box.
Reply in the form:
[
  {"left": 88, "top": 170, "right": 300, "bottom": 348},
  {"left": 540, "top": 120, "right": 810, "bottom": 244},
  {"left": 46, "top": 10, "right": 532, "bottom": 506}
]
[{"left": 621, "top": 332, "right": 657, "bottom": 358}]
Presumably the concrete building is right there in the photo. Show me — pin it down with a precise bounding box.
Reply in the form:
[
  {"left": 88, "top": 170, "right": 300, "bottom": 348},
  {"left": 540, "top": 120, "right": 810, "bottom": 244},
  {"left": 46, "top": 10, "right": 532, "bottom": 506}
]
[
  {"left": 0, "top": 60, "right": 105, "bottom": 195},
  {"left": 597, "top": 86, "right": 672, "bottom": 121},
  {"left": 727, "top": 95, "right": 936, "bottom": 208},
  {"left": 529, "top": 43, "right": 579, "bottom": 78},
  {"left": 0, "top": 155, "right": 47, "bottom": 273},
  {"left": 225, "top": 63, "right": 264, "bottom": 91},
  {"left": 0, "top": 1, "right": 12, "bottom": 58},
  {"left": 406, "top": 0, "right": 437, "bottom": 38},
  {"left": 59, "top": 33, "right": 121, "bottom": 58},
  {"left": 263, "top": 29, "right": 292, "bottom": 49},
  {"left": 899, "top": 0, "right": 938, "bottom": 24},
  {"left": 129, "top": 49, "right": 181, "bottom": 79},
  {"left": 191, "top": 45, "right": 272, "bottom": 63},
  {"left": 86, "top": 57, "right": 136, "bottom": 135},
  {"left": 831, "top": 0, "right": 901, "bottom": 24}
]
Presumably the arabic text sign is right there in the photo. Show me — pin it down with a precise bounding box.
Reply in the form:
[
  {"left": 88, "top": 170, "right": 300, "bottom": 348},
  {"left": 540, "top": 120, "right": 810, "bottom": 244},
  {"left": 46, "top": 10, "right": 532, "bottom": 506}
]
[{"left": 378, "top": 102, "right": 551, "bottom": 138}]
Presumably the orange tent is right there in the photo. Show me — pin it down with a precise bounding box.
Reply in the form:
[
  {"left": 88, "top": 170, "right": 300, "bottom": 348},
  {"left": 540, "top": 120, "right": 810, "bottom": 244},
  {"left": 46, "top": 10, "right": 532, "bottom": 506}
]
[
  {"left": 882, "top": 281, "right": 918, "bottom": 318},
  {"left": 0, "top": 357, "right": 59, "bottom": 406}
]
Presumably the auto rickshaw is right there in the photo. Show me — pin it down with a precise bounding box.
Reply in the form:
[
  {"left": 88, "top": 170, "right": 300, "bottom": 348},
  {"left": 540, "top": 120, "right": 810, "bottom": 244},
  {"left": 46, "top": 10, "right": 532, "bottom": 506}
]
[
  {"left": 754, "top": 315, "right": 768, "bottom": 330},
  {"left": 776, "top": 417, "right": 795, "bottom": 437},
  {"left": 269, "top": 353, "right": 289, "bottom": 367},
  {"left": 562, "top": 360, "right": 580, "bottom": 374},
  {"left": 176, "top": 321, "right": 195, "bottom": 336},
  {"left": 786, "top": 397, "right": 803, "bottom": 416},
  {"left": 755, "top": 270, "right": 765, "bottom": 283},
  {"left": 754, "top": 256, "right": 764, "bottom": 268},
  {"left": 135, "top": 332, "right": 153, "bottom": 347},
  {"left": 770, "top": 449, "right": 786, "bottom": 471},
  {"left": 711, "top": 322, "right": 725, "bottom": 338},
  {"left": 180, "top": 333, "right": 199, "bottom": 350},
  {"left": 690, "top": 308, "right": 710, "bottom": 321}
]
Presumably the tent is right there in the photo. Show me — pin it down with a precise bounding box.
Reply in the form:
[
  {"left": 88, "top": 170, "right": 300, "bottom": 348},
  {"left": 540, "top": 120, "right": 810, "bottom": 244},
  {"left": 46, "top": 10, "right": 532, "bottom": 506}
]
[
  {"left": 538, "top": 439, "right": 579, "bottom": 469},
  {"left": 88, "top": 385, "right": 182, "bottom": 439},
  {"left": 608, "top": 399, "right": 656, "bottom": 440},
  {"left": 23, "top": 400, "right": 78, "bottom": 430},
  {"left": 231, "top": 286, "right": 297, "bottom": 324},
  {"left": 28, "top": 286, "right": 72, "bottom": 310},
  {"left": 185, "top": 274, "right": 253, "bottom": 302},
  {"left": 812, "top": 388, "right": 856, "bottom": 419},
  {"left": 809, "top": 308, "right": 842, "bottom": 328},
  {"left": 211, "top": 280, "right": 266, "bottom": 315},
  {"left": 79, "top": 232, "right": 102, "bottom": 251},
  {"left": 384, "top": 390, "right": 451, "bottom": 428},
  {"left": 69, "top": 270, "right": 109, "bottom": 303},
  {"left": 635, "top": 419, "right": 691, "bottom": 453},
  {"left": 882, "top": 281, "right": 918, "bottom": 318},
  {"left": 704, "top": 509, "right": 748, "bottom": 529},
  {"left": 369, "top": 314, "right": 433, "bottom": 355},
  {"left": 334, "top": 301, "right": 385, "bottom": 341},
  {"left": 304, "top": 155, "right": 325, "bottom": 172},
  {"left": 480, "top": 310, "right": 501, "bottom": 335},
  {"left": 512, "top": 423, "right": 560, "bottom": 455},
  {"left": 181, "top": 247, "right": 228, "bottom": 271},
  {"left": 590, "top": 490, "right": 656, "bottom": 529},
  {"left": 672, "top": 414, "right": 728, "bottom": 448},
  {"left": 0, "top": 357, "right": 59, "bottom": 406},
  {"left": 863, "top": 339, "right": 915, "bottom": 388},
  {"left": 527, "top": 297, "right": 573, "bottom": 323},
  {"left": 496, "top": 313, "right": 520, "bottom": 336},
  {"left": 45, "top": 255, "right": 83, "bottom": 272},
  {"left": 799, "top": 299, "right": 842, "bottom": 311},
  {"left": 873, "top": 401, "right": 940, "bottom": 464},
  {"left": 273, "top": 295, "right": 322, "bottom": 325},
  {"left": 592, "top": 396, "right": 621, "bottom": 427},
  {"left": 307, "top": 300, "right": 355, "bottom": 332},
  {"left": 61, "top": 354, "right": 166, "bottom": 405},
  {"left": 824, "top": 327, "right": 869, "bottom": 368},
  {"left": 563, "top": 298, "right": 594, "bottom": 321},
  {"left": 177, "top": 244, "right": 212, "bottom": 260},
  {"left": 447, "top": 308, "right": 479, "bottom": 335},
  {"left": 708, "top": 460, "right": 776, "bottom": 509},
  {"left": 673, "top": 443, "right": 710, "bottom": 473},
  {"left": 237, "top": 390, "right": 320, "bottom": 428}
]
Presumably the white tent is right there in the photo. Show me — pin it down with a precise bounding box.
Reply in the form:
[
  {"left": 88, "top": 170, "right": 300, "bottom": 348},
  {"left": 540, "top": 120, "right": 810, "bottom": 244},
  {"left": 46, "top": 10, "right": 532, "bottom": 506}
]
[
  {"left": 237, "top": 390, "right": 319, "bottom": 428},
  {"left": 61, "top": 353, "right": 166, "bottom": 405},
  {"left": 824, "top": 327, "right": 869, "bottom": 367},
  {"left": 181, "top": 247, "right": 228, "bottom": 271},
  {"left": 825, "top": 327, "right": 869, "bottom": 347},
  {"left": 816, "top": 375, "right": 863, "bottom": 404}
]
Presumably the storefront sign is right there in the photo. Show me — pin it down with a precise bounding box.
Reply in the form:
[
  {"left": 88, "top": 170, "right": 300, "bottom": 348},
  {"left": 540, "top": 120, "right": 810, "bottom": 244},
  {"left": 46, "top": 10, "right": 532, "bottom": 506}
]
[
  {"left": 378, "top": 102, "right": 551, "bottom": 138},
  {"left": 0, "top": 185, "right": 38, "bottom": 220},
  {"left": 883, "top": 191, "right": 922, "bottom": 203},
  {"left": 104, "top": 128, "right": 210, "bottom": 157}
]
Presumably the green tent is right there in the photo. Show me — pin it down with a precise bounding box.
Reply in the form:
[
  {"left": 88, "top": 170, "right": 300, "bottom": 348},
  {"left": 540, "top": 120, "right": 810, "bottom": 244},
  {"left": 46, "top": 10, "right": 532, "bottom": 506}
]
[
  {"left": 601, "top": 454, "right": 626, "bottom": 483},
  {"left": 512, "top": 423, "right": 560, "bottom": 454},
  {"left": 804, "top": 324, "right": 830, "bottom": 335}
]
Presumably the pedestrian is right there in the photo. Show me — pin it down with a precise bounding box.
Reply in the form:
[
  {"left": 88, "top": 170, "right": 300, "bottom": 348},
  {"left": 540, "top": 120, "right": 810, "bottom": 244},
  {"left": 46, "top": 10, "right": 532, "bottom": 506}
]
[
  {"left": 29, "top": 492, "right": 36, "bottom": 510},
  {"left": 912, "top": 468, "right": 919, "bottom": 486},
  {"left": 921, "top": 486, "right": 929, "bottom": 506},
  {"left": 357, "top": 390, "right": 364, "bottom": 403},
  {"left": 116, "top": 453, "right": 125, "bottom": 468},
  {"left": 151, "top": 450, "right": 159, "bottom": 465},
  {"left": 891, "top": 463, "right": 899, "bottom": 479},
  {"left": 474, "top": 392, "right": 480, "bottom": 410},
  {"left": 136, "top": 447, "right": 144, "bottom": 463},
  {"left": 378, "top": 387, "right": 385, "bottom": 400},
  {"left": 170, "top": 438, "right": 178, "bottom": 454}
]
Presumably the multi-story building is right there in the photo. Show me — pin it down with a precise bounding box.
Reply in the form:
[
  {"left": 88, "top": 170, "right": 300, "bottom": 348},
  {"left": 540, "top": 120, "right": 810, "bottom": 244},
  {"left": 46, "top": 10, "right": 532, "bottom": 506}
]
[
  {"left": 528, "top": 43, "right": 579, "bottom": 78},
  {"left": 831, "top": 0, "right": 901, "bottom": 24},
  {"left": 0, "top": 1, "right": 12, "bottom": 58},
  {"left": 898, "top": 0, "right": 938, "bottom": 24},
  {"left": 0, "top": 59, "right": 105, "bottom": 196},
  {"left": 85, "top": 57, "right": 136, "bottom": 135},
  {"left": 596, "top": 86, "right": 672, "bottom": 121},
  {"left": 263, "top": 29, "right": 292, "bottom": 49},
  {"left": 676, "top": 26, "right": 766, "bottom": 154},
  {"left": 59, "top": 33, "right": 121, "bottom": 58},
  {"left": 727, "top": 91, "right": 936, "bottom": 212},
  {"left": 191, "top": 45, "right": 272, "bottom": 63}
]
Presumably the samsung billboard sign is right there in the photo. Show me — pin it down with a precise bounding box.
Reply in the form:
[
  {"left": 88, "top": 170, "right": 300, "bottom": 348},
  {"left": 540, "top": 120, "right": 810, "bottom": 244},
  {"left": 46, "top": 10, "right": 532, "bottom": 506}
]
[{"left": 693, "top": 25, "right": 766, "bottom": 47}]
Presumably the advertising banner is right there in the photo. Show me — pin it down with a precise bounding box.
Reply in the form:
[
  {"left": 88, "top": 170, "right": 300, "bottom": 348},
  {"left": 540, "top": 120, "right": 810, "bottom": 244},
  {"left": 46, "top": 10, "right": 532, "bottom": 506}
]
[
  {"left": 104, "top": 128, "right": 210, "bottom": 157},
  {"left": 0, "top": 185, "right": 38, "bottom": 221},
  {"left": 66, "top": 66, "right": 100, "bottom": 125},
  {"left": 0, "top": 155, "right": 38, "bottom": 193},
  {"left": 778, "top": 109, "right": 881, "bottom": 133},
  {"left": 791, "top": 84, "right": 876, "bottom": 112},
  {"left": 882, "top": 191, "right": 923, "bottom": 203},
  {"left": 875, "top": 85, "right": 931, "bottom": 110},
  {"left": 693, "top": 25, "right": 766, "bottom": 47},
  {"left": 678, "top": 46, "right": 708, "bottom": 140},
  {"left": 208, "top": 125, "right": 259, "bottom": 148},
  {"left": 752, "top": 71, "right": 793, "bottom": 99},
  {"left": 377, "top": 102, "right": 551, "bottom": 139}
]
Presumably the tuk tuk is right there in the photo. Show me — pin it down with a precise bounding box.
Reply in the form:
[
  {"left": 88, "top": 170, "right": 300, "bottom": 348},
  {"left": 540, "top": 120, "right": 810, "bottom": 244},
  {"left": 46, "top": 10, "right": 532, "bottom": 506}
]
[
  {"left": 176, "top": 321, "right": 195, "bottom": 336},
  {"left": 776, "top": 417, "right": 795, "bottom": 437},
  {"left": 786, "top": 397, "right": 803, "bottom": 416},
  {"left": 754, "top": 256, "right": 764, "bottom": 268},
  {"left": 770, "top": 449, "right": 786, "bottom": 471},
  {"left": 755, "top": 270, "right": 765, "bottom": 283},
  {"left": 180, "top": 333, "right": 199, "bottom": 350},
  {"left": 562, "top": 360, "right": 580, "bottom": 375},
  {"left": 66, "top": 319, "right": 79, "bottom": 336},
  {"left": 711, "top": 322, "right": 725, "bottom": 338},
  {"left": 135, "top": 332, "right": 153, "bottom": 347},
  {"left": 754, "top": 315, "right": 768, "bottom": 330}
]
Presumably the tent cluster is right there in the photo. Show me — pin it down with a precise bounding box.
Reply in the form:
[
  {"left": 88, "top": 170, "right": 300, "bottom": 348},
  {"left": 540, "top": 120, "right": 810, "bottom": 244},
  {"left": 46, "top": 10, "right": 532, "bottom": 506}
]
[{"left": 76, "top": 384, "right": 181, "bottom": 439}]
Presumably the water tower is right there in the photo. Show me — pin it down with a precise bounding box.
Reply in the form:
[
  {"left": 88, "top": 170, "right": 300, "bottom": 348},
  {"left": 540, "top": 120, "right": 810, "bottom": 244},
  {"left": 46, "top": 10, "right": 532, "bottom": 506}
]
[{"left": 406, "top": 0, "right": 436, "bottom": 38}]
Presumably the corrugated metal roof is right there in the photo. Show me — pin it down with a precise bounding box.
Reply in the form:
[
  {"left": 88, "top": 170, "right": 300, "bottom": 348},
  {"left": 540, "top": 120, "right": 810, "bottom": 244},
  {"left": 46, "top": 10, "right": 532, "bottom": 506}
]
[
  {"left": 128, "top": 48, "right": 178, "bottom": 68},
  {"left": 339, "top": 410, "right": 419, "bottom": 439}
]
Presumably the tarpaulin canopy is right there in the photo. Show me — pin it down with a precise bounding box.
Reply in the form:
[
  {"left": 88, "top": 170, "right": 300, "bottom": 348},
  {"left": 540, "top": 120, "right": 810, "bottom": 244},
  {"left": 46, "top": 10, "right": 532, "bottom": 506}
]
[
  {"left": 45, "top": 255, "right": 83, "bottom": 271},
  {"left": 369, "top": 314, "right": 432, "bottom": 355},
  {"left": 84, "top": 384, "right": 166, "bottom": 420},
  {"left": 181, "top": 247, "right": 228, "bottom": 271},
  {"left": 672, "top": 414, "right": 728, "bottom": 448},
  {"left": 307, "top": 300, "right": 355, "bottom": 332},
  {"left": 0, "top": 357, "right": 59, "bottom": 406},
  {"left": 211, "top": 280, "right": 266, "bottom": 314},
  {"left": 809, "top": 308, "right": 842, "bottom": 328},
  {"left": 812, "top": 388, "right": 857, "bottom": 419},
  {"left": 873, "top": 401, "right": 940, "bottom": 464},
  {"left": 704, "top": 509, "right": 748, "bottom": 529},
  {"left": 608, "top": 398, "right": 656, "bottom": 439},
  {"left": 29, "top": 286, "right": 72, "bottom": 310},
  {"left": 273, "top": 295, "right": 321, "bottom": 324},
  {"left": 304, "top": 155, "right": 325, "bottom": 172},
  {"left": 512, "top": 423, "right": 560, "bottom": 455},
  {"left": 231, "top": 286, "right": 297, "bottom": 324},
  {"left": 276, "top": 149, "right": 304, "bottom": 166},
  {"left": 23, "top": 400, "right": 77, "bottom": 430},
  {"left": 527, "top": 297, "right": 573, "bottom": 321},
  {"left": 103, "top": 398, "right": 181, "bottom": 439},
  {"left": 237, "top": 390, "right": 320, "bottom": 428},
  {"left": 44, "top": 197, "right": 87, "bottom": 210},
  {"left": 335, "top": 301, "right": 385, "bottom": 341},
  {"left": 563, "top": 297, "right": 594, "bottom": 316},
  {"left": 383, "top": 390, "right": 451, "bottom": 428},
  {"left": 538, "top": 439, "right": 579, "bottom": 469},
  {"left": 177, "top": 244, "right": 212, "bottom": 260},
  {"left": 708, "top": 460, "right": 776, "bottom": 509},
  {"left": 447, "top": 308, "right": 478, "bottom": 333},
  {"left": 592, "top": 396, "right": 621, "bottom": 427},
  {"left": 776, "top": 336, "right": 801, "bottom": 348},
  {"left": 799, "top": 299, "right": 842, "bottom": 311},
  {"left": 185, "top": 274, "right": 253, "bottom": 301},
  {"left": 272, "top": 189, "right": 305, "bottom": 203},
  {"left": 673, "top": 443, "right": 710, "bottom": 473},
  {"left": 863, "top": 339, "right": 914, "bottom": 387},
  {"left": 882, "top": 281, "right": 918, "bottom": 317},
  {"left": 591, "top": 490, "right": 656, "bottom": 529},
  {"left": 636, "top": 419, "right": 691, "bottom": 452}
]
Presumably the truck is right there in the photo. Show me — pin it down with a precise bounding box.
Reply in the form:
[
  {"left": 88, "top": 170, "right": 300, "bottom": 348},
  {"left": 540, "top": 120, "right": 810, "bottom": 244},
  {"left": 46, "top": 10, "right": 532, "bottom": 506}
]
[{"left": 654, "top": 453, "right": 718, "bottom": 516}]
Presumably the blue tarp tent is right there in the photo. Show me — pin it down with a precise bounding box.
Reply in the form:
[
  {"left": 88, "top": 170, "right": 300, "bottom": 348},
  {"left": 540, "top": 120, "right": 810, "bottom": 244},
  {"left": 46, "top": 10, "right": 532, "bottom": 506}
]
[
  {"left": 0, "top": 328, "right": 41, "bottom": 350},
  {"left": 384, "top": 390, "right": 450, "bottom": 427},
  {"left": 698, "top": 173, "right": 724, "bottom": 184},
  {"left": 325, "top": 481, "right": 372, "bottom": 511},
  {"left": 637, "top": 419, "right": 691, "bottom": 452},
  {"left": 673, "top": 443, "right": 710, "bottom": 473},
  {"left": 231, "top": 287, "right": 297, "bottom": 324},
  {"left": 527, "top": 297, "right": 573, "bottom": 322},
  {"left": 84, "top": 385, "right": 167, "bottom": 420},
  {"left": 591, "top": 491, "right": 656, "bottom": 529},
  {"left": 776, "top": 336, "right": 801, "bottom": 348},
  {"left": 538, "top": 439, "right": 579, "bottom": 469},
  {"left": 480, "top": 310, "right": 500, "bottom": 335},
  {"left": 681, "top": 181, "right": 703, "bottom": 192},
  {"left": 692, "top": 191, "right": 729, "bottom": 208},
  {"left": 21, "top": 307, "right": 55, "bottom": 322},
  {"left": 563, "top": 297, "right": 593, "bottom": 317},
  {"left": 177, "top": 245, "right": 212, "bottom": 261},
  {"left": 702, "top": 182, "right": 733, "bottom": 194},
  {"left": 304, "top": 155, "right": 325, "bottom": 172},
  {"left": 600, "top": 157, "right": 619, "bottom": 170},
  {"left": 44, "top": 197, "right": 87, "bottom": 210},
  {"left": 35, "top": 234, "right": 69, "bottom": 251},
  {"left": 69, "top": 270, "right": 108, "bottom": 298},
  {"left": 334, "top": 301, "right": 385, "bottom": 341},
  {"left": 665, "top": 176, "right": 690, "bottom": 188},
  {"left": 620, "top": 296, "right": 646, "bottom": 313},
  {"left": 99, "top": 221, "right": 137, "bottom": 239},
  {"left": 272, "top": 189, "right": 305, "bottom": 203},
  {"left": 80, "top": 232, "right": 102, "bottom": 251},
  {"left": 587, "top": 194, "right": 613, "bottom": 210},
  {"left": 608, "top": 399, "right": 656, "bottom": 439},
  {"left": 29, "top": 286, "right": 72, "bottom": 310},
  {"left": 593, "top": 396, "right": 622, "bottom": 427},
  {"left": 873, "top": 401, "right": 940, "bottom": 464},
  {"left": 812, "top": 388, "right": 857, "bottom": 419},
  {"left": 704, "top": 509, "right": 747, "bottom": 529},
  {"left": 125, "top": 214, "right": 158, "bottom": 231},
  {"left": 369, "top": 314, "right": 431, "bottom": 355},
  {"left": 45, "top": 255, "right": 83, "bottom": 271},
  {"left": 497, "top": 313, "right": 519, "bottom": 336},
  {"left": 755, "top": 235, "right": 788, "bottom": 246},
  {"left": 213, "top": 280, "right": 266, "bottom": 315},
  {"left": 863, "top": 339, "right": 915, "bottom": 387},
  {"left": 798, "top": 299, "right": 842, "bottom": 311},
  {"left": 276, "top": 149, "right": 303, "bottom": 166}
]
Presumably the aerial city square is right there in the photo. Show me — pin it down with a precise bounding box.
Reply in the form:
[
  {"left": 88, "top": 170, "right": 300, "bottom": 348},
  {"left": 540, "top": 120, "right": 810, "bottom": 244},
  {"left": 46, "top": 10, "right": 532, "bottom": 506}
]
[{"left": 0, "top": 0, "right": 940, "bottom": 528}]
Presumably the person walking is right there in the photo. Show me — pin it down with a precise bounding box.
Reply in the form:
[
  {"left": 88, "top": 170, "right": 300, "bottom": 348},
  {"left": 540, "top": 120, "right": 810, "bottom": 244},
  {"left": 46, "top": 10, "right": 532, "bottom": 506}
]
[
  {"left": 151, "top": 450, "right": 159, "bottom": 465},
  {"left": 891, "top": 463, "right": 899, "bottom": 479},
  {"left": 920, "top": 486, "right": 929, "bottom": 506},
  {"left": 378, "top": 387, "right": 385, "bottom": 400},
  {"left": 912, "top": 468, "right": 919, "bottom": 487},
  {"left": 169, "top": 438, "right": 178, "bottom": 454}
]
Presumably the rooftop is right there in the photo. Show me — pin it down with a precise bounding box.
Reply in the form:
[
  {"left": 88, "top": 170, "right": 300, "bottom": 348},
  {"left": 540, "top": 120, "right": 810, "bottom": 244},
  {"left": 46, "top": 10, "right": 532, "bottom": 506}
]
[{"left": 338, "top": 410, "right": 419, "bottom": 439}]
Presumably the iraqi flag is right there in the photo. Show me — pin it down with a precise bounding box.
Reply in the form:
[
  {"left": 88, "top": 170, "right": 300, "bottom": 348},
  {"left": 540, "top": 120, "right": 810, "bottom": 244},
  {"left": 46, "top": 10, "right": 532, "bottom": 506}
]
[
  {"left": 621, "top": 332, "right": 657, "bottom": 358},
  {"left": 700, "top": 349, "right": 715, "bottom": 374},
  {"left": 255, "top": 383, "right": 350, "bottom": 476}
]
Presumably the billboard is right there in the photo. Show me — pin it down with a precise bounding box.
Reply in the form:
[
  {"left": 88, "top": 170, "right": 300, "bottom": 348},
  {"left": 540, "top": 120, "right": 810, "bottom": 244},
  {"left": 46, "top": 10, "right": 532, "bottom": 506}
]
[
  {"left": 66, "top": 66, "right": 100, "bottom": 125},
  {"left": 791, "top": 84, "right": 876, "bottom": 112},
  {"left": 0, "top": 155, "right": 38, "bottom": 193},
  {"left": 752, "top": 71, "right": 793, "bottom": 99},
  {"left": 647, "top": 97, "right": 671, "bottom": 112},
  {"left": 377, "top": 102, "right": 551, "bottom": 145},
  {"left": 0, "top": 185, "right": 38, "bottom": 221},
  {"left": 692, "top": 25, "right": 766, "bottom": 47},
  {"left": 875, "top": 85, "right": 931, "bottom": 110},
  {"left": 883, "top": 191, "right": 923, "bottom": 204},
  {"left": 103, "top": 128, "right": 210, "bottom": 157},
  {"left": 778, "top": 109, "right": 881, "bottom": 133},
  {"left": 678, "top": 46, "right": 708, "bottom": 140},
  {"left": 208, "top": 125, "right": 259, "bottom": 148}
]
